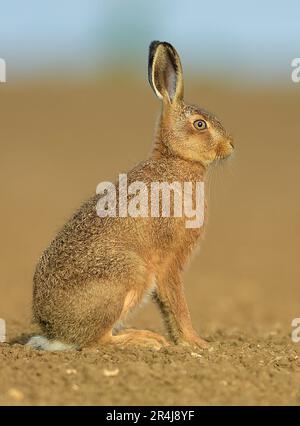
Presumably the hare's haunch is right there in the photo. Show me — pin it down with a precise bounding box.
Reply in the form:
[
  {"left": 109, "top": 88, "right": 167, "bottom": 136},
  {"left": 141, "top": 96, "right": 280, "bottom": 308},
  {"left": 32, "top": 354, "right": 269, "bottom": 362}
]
[{"left": 28, "top": 41, "right": 234, "bottom": 351}]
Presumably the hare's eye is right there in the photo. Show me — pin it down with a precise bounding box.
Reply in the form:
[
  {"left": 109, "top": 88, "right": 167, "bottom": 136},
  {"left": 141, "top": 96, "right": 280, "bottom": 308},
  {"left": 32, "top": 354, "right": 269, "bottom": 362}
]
[{"left": 193, "top": 119, "right": 207, "bottom": 130}]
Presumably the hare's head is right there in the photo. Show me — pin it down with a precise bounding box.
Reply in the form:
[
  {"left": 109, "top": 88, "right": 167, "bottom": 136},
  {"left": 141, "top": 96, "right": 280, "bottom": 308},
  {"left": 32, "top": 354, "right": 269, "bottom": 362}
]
[{"left": 149, "top": 41, "right": 234, "bottom": 167}]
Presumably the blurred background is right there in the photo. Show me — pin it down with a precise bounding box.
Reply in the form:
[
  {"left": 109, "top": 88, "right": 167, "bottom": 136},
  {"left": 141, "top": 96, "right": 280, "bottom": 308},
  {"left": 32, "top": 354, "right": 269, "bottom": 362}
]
[{"left": 0, "top": 0, "right": 300, "bottom": 337}]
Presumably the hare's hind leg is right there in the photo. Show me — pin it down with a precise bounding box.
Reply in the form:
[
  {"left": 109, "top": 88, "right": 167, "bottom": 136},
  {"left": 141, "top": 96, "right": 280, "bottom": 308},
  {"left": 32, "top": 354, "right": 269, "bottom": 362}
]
[
  {"left": 33, "top": 257, "right": 166, "bottom": 350},
  {"left": 98, "top": 284, "right": 169, "bottom": 350},
  {"left": 100, "top": 328, "right": 169, "bottom": 350}
]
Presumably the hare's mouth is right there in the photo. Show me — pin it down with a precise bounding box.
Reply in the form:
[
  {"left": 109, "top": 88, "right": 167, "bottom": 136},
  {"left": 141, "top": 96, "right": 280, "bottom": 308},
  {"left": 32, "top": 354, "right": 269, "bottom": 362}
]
[{"left": 216, "top": 140, "right": 234, "bottom": 160}]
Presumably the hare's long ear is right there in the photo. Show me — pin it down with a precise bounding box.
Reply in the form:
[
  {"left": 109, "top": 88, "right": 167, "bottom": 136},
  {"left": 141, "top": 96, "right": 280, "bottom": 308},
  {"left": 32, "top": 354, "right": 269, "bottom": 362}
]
[{"left": 148, "top": 41, "right": 184, "bottom": 104}]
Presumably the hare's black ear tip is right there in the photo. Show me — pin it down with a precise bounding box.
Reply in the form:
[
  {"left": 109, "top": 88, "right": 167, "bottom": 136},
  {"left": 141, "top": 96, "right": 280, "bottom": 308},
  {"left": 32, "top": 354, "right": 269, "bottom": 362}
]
[
  {"left": 149, "top": 41, "right": 176, "bottom": 57},
  {"left": 149, "top": 40, "right": 161, "bottom": 55}
]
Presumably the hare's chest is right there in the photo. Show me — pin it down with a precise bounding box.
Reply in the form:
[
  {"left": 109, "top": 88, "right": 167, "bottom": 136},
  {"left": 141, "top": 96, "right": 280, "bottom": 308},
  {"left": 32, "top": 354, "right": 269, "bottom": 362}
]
[{"left": 165, "top": 220, "right": 204, "bottom": 260}]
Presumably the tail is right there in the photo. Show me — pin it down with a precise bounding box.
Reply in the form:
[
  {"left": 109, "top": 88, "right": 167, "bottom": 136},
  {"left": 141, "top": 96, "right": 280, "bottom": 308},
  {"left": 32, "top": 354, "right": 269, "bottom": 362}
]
[{"left": 26, "top": 335, "right": 77, "bottom": 351}]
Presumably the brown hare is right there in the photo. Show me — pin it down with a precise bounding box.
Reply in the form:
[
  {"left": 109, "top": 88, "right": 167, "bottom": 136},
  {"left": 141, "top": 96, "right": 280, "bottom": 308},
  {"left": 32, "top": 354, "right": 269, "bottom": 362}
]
[{"left": 28, "top": 41, "right": 234, "bottom": 351}]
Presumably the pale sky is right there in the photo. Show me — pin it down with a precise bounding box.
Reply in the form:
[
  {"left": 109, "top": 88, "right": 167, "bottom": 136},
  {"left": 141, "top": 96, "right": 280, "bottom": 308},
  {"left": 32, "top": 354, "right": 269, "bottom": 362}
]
[{"left": 0, "top": 0, "right": 299, "bottom": 81}]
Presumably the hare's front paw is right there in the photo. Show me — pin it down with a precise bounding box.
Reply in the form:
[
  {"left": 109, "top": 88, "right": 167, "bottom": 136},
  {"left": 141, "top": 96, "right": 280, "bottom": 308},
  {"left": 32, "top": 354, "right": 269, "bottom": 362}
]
[{"left": 178, "top": 333, "right": 209, "bottom": 349}]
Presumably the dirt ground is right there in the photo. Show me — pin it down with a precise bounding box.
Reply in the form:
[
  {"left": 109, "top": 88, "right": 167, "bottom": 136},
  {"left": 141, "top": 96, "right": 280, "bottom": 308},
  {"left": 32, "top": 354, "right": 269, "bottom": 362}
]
[{"left": 0, "top": 80, "right": 300, "bottom": 405}]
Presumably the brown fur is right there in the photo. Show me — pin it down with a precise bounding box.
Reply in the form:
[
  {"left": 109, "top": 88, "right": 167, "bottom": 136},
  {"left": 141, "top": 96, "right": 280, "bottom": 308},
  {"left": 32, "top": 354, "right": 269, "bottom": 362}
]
[{"left": 32, "top": 41, "right": 234, "bottom": 350}]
